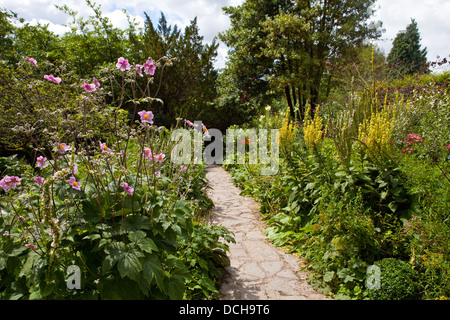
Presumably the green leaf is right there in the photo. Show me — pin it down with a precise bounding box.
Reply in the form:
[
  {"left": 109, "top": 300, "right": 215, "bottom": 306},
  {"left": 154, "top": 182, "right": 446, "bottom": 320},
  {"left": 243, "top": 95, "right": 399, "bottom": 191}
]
[
  {"left": 141, "top": 254, "right": 163, "bottom": 286},
  {"left": 40, "top": 281, "right": 55, "bottom": 298},
  {"left": 129, "top": 231, "right": 159, "bottom": 253},
  {"left": 0, "top": 256, "right": 6, "bottom": 271},
  {"left": 117, "top": 246, "right": 144, "bottom": 281},
  {"left": 125, "top": 215, "right": 152, "bottom": 231},
  {"left": 323, "top": 271, "right": 335, "bottom": 283},
  {"left": 165, "top": 271, "right": 186, "bottom": 300},
  {"left": 83, "top": 233, "right": 101, "bottom": 241},
  {"left": 19, "top": 251, "right": 40, "bottom": 277},
  {"left": 388, "top": 201, "right": 399, "bottom": 213},
  {"left": 128, "top": 230, "right": 146, "bottom": 242}
]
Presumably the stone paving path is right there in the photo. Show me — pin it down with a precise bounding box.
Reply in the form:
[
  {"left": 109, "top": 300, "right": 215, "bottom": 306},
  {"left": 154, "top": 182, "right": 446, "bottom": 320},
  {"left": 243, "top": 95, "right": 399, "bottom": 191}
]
[{"left": 206, "top": 164, "right": 330, "bottom": 300}]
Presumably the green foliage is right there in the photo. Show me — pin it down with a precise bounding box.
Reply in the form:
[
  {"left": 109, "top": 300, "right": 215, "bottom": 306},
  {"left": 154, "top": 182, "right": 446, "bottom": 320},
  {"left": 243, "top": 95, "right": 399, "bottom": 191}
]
[
  {"left": 225, "top": 75, "right": 448, "bottom": 299},
  {"left": 368, "top": 258, "right": 419, "bottom": 300},
  {"left": 0, "top": 0, "right": 220, "bottom": 133},
  {"left": 219, "top": 0, "right": 381, "bottom": 121},
  {"left": 0, "top": 54, "right": 233, "bottom": 300},
  {"left": 128, "top": 12, "right": 220, "bottom": 129},
  {"left": 387, "top": 19, "right": 428, "bottom": 76}
]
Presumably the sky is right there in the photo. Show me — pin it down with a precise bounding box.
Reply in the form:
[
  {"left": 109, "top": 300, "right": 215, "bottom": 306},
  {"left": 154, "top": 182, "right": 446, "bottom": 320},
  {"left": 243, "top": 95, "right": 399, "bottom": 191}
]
[{"left": 1, "top": 0, "right": 449, "bottom": 71}]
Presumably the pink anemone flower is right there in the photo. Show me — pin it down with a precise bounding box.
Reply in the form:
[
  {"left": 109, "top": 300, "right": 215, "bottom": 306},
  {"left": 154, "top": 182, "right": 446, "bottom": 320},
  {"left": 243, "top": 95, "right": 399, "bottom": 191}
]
[{"left": 138, "top": 110, "right": 154, "bottom": 124}]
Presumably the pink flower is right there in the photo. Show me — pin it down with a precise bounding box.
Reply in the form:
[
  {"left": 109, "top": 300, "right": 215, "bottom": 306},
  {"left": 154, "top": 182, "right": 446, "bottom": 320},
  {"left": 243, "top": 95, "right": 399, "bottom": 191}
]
[
  {"left": 99, "top": 142, "right": 112, "bottom": 153},
  {"left": 134, "top": 64, "right": 143, "bottom": 77},
  {"left": 116, "top": 57, "right": 131, "bottom": 71},
  {"left": 93, "top": 77, "right": 101, "bottom": 88},
  {"left": 180, "top": 165, "right": 188, "bottom": 172},
  {"left": 57, "top": 143, "right": 70, "bottom": 154},
  {"left": 446, "top": 144, "right": 450, "bottom": 149},
  {"left": 36, "top": 156, "right": 47, "bottom": 168},
  {"left": 82, "top": 83, "right": 96, "bottom": 93},
  {"left": 121, "top": 182, "right": 133, "bottom": 196},
  {"left": 408, "top": 134, "right": 422, "bottom": 140},
  {"left": 25, "top": 244, "right": 38, "bottom": 249},
  {"left": 67, "top": 176, "right": 81, "bottom": 191},
  {"left": 203, "top": 124, "right": 209, "bottom": 136},
  {"left": 34, "top": 177, "right": 45, "bottom": 185},
  {"left": 0, "top": 175, "right": 21, "bottom": 192},
  {"left": 44, "top": 74, "right": 61, "bottom": 84},
  {"left": 143, "top": 147, "right": 152, "bottom": 159},
  {"left": 184, "top": 119, "right": 194, "bottom": 127},
  {"left": 153, "top": 153, "right": 165, "bottom": 162},
  {"left": 138, "top": 110, "right": 154, "bottom": 124},
  {"left": 143, "top": 59, "right": 156, "bottom": 75},
  {"left": 26, "top": 57, "right": 37, "bottom": 67}
]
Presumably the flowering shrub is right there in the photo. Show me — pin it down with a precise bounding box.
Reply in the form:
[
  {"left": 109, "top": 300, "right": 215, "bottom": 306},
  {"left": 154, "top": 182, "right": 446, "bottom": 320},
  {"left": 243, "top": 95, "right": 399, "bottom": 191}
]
[
  {"left": 279, "top": 107, "right": 297, "bottom": 153},
  {"left": 224, "top": 70, "right": 450, "bottom": 299},
  {"left": 303, "top": 106, "right": 326, "bottom": 151},
  {"left": 0, "top": 56, "right": 233, "bottom": 300}
]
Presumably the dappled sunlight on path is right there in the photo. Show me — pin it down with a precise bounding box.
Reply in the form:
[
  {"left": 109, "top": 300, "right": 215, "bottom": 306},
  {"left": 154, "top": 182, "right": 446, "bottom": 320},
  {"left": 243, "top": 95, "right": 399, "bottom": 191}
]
[{"left": 206, "top": 164, "right": 331, "bottom": 300}]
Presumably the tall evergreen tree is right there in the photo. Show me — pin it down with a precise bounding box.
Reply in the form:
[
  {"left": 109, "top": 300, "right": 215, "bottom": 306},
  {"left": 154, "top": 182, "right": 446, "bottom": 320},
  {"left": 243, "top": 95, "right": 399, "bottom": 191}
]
[
  {"left": 129, "top": 12, "right": 219, "bottom": 127},
  {"left": 387, "top": 19, "right": 428, "bottom": 76},
  {"left": 219, "top": 0, "right": 381, "bottom": 121}
]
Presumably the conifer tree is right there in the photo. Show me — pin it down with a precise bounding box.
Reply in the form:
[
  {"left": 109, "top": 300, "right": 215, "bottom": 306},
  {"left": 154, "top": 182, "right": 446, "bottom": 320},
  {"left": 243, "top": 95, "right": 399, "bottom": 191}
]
[{"left": 387, "top": 19, "right": 428, "bottom": 76}]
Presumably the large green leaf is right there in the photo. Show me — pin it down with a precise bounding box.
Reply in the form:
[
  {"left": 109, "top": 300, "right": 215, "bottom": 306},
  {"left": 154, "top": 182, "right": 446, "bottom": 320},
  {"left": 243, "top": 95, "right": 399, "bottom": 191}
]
[
  {"left": 165, "top": 271, "right": 187, "bottom": 300},
  {"left": 103, "top": 242, "right": 144, "bottom": 281},
  {"left": 128, "top": 231, "right": 158, "bottom": 253},
  {"left": 117, "top": 246, "right": 143, "bottom": 281},
  {"left": 141, "top": 254, "right": 163, "bottom": 287}
]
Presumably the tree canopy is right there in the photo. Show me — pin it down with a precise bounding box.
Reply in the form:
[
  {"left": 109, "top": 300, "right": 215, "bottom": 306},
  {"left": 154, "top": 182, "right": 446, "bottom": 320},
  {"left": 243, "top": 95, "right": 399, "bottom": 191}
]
[
  {"left": 219, "top": 0, "right": 382, "bottom": 120},
  {"left": 387, "top": 19, "right": 428, "bottom": 76},
  {"left": 0, "top": 1, "right": 219, "bottom": 130}
]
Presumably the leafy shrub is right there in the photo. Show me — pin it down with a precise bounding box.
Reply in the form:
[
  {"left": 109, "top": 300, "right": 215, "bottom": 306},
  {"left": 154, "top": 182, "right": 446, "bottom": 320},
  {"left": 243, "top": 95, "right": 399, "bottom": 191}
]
[
  {"left": 368, "top": 258, "right": 419, "bottom": 300},
  {"left": 0, "top": 56, "right": 234, "bottom": 300},
  {"left": 298, "top": 187, "right": 377, "bottom": 299}
]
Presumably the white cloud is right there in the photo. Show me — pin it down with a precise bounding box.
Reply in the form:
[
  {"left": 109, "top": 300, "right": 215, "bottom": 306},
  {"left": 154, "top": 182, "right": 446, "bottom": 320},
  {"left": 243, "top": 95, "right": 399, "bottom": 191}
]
[
  {"left": 0, "top": 0, "right": 242, "bottom": 68},
  {"left": 3, "top": 0, "right": 448, "bottom": 69},
  {"left": 372, "top": 0, "right": 450, "bottom": 62}
]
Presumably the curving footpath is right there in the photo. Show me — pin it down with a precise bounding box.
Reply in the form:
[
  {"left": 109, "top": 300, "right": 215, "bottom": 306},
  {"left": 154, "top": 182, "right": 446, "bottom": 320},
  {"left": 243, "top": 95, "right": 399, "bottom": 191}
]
[{"left": 206, "top": 164, "right": 331, "bottom": 300}]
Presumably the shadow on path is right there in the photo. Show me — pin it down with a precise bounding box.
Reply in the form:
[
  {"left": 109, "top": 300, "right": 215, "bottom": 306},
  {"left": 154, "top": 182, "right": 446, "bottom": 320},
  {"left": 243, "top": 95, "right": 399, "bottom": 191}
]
[{"left": 206, "top": 164, "right": 331, "bottom": 300}]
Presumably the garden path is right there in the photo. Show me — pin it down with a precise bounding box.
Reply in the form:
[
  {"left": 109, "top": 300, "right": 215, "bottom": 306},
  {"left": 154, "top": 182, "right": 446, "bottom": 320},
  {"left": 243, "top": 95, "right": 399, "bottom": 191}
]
[{"left": 206, "top": 164, "right": 330, "bottom": 300}]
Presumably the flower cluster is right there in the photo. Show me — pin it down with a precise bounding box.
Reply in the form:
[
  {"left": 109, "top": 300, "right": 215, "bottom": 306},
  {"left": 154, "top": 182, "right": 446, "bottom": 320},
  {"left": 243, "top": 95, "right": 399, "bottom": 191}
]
[
  {"left": 142, "top": 147, "right": 165, "bottom": 163},
  {"left": 0, "top": 175, "right": 21, "bottom": 192},
  {"left": 358, "top": 105, "right": 395, "bottom": 155},
  {"left": 303, "top": 107, "right": 324, "bottom": 150},
  {"left": 82, "top": 78, "right": 100, "bottom": 93},
  {"left": 402, "top": 133, "right": 423, "bottom": 154},
  {"left": 116, "top": 57, "right": 156, "bottom": 76}
]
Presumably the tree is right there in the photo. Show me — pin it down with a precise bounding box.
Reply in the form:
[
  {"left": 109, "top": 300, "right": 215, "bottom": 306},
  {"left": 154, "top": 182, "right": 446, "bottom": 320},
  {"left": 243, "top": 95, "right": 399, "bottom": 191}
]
[
  {"left": 0, "top": 8, "right": 18, "bottom": 65},
  {"left": 387, "top": 19, "right": 428, "bottom": 76},
  {"left": 56, "top": 0, "right": 128, "bottom": 78},
  {"left": 219, "top": 0, "right": 381, "bottom": 120},
  {"left": 128, "top": 12, "right": 219, "bottom": 128}
]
